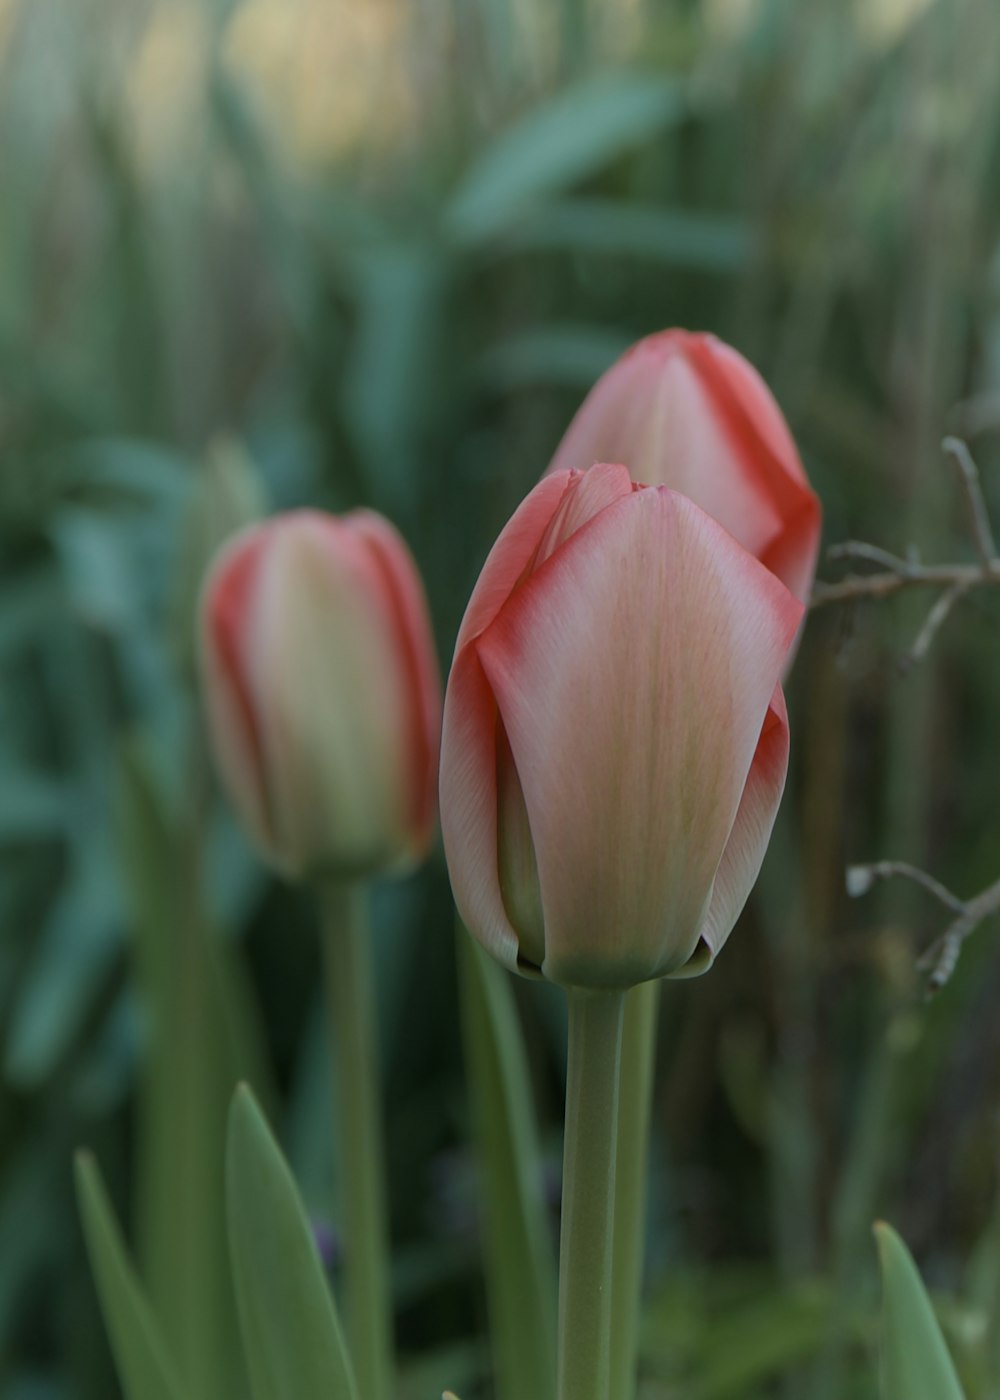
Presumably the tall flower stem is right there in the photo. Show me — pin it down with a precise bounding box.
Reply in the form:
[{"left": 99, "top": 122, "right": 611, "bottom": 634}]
[
  {"left": 557, "top": 987, "right": 627, "bottom": 1400},
  {"left": 609, "top": 980, "right": 660, "bottom": 1400},
  {"left": 319, "top": 881, "right": 393, "bottom": 1400}
]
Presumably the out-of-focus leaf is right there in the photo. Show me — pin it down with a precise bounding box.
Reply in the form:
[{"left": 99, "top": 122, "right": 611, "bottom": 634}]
[
  {"left": 120, "top": 743, "right": 267, "bottom": 1400},
  {"left": 476, "top": 324, "right": 632, "bottom": 392},
  {"left": 446, "top": 74, "right": 685, "bottom": 244},
  {"left": 0, "top": 768, "right": 69, "bottom": 843},
  {"left": 0, "top": 569, "right": 62, "bottom": 656},
  {"left": 52, "top": 439, "right": 191, "bottom": 509},
  {"left": 169, "top": 437, "right": 267, "bottom": 678},
  {"left": 226, "top": 1085, "right": 360, "bottom": 1400},
  {"left": 875, "top": 1222, "right": 965, "bottom": 1400},
  {"left": 341, "top": 244, "right": 447, "bottom": 510},
  {"left": 456, "top": 933, "right": 556, "bottom": 1400},
  {"left": 395, "top": 1339, "right": 484, "bottom": 1400},
  {"left": 502, "top": 199, "right": 752, "bottom": 267},
  {"left": 50, "top": 510, "right": 160, "bottom": 629},
  {"left": 4, "top": 841, "right": 121, "bottom": 1087},
  {"left": 963, "top": 1194, "right": 1000, "bottom": 1382},
  {"left": 0, "top": 1143, "right": 64, "bottom": 1343},
  {"left": 74, "top": 1153, "right": 186, "bottom": 1400},
  {"left": 641, "top": 1272, "right": 855, "bottom": 1397},
  {"left": 6, "top": 1375, "right": 71, "bottom": 1400},
  {"left": 70, "top": 989, "right": 140, "bottom": 1116}
]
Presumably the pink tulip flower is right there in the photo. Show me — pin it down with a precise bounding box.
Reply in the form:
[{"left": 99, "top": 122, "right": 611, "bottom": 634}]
[
  {"left": 200, "top": 509, "right": 441, "bottom": 881},
  {"left": 439, "top": 465, "right": 804, "bottom": 990},
  {"left": 547, "top": 329, "right": 820, "bottom": 602}
]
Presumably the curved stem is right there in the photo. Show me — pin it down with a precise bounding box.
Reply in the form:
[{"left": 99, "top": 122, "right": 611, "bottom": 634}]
[
  {"left": 319, "top": 882, "right": 393, "bottom": 1400},
  {"left": 557, "top": 987, "right": 626, "bottom": 1400},
  {"left": 609, "top": 980, "right": 660, "bottom": 1400}
]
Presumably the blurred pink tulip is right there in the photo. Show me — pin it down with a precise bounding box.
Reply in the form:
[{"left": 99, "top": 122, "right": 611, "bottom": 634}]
[
  {"left": 439, "top": 465, "right": 803, "bottom": 990},
  {"left": 547, "top": 329, "right": 821, "bottom": 602},
  {"left": 200, "top": 509, "right": 441, "bottom": 880}
]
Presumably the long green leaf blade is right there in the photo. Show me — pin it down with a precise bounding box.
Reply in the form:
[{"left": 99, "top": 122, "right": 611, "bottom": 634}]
[
  {"left": 74, "top": 1153, "right": 186, "bottom": 1400},
  {"left": 875, "top": 1222, "right": 966, "bottom": 1400},
  {"left": 457, "top": 932, "right": 557, "bottom": 1400},
  {"left": 226, "top": 1085, "right": 360, "bottom": 1400},
  {"left": 446, "top": 74, "right": 684, "bottom": 244},
  {"left": 119, "top": 742, "right": 268, "bottom": 1400}
]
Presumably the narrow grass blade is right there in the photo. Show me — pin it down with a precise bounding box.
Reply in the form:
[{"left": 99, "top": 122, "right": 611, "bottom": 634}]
[
  {"left": 875, "top": 1222, "right": 965, "bottom": 1400},
  {"left": 74, "top": 1153, "right": 186, "bottom": 1400},
  {"left": 456, "top": 932, "right": 556, "bottom": 1400},
  {"left": 446, "top": 74, "right": 684, "bottom": 244},
  {"left": 119, "top": 741, "right": 268, "bottom": 1400},
  {"left": 226, "top": 1085, "right": 360, "bottom": 1400}
]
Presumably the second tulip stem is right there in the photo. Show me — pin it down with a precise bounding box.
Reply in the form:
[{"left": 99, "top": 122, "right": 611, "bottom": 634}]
[
  {"left": 320, "top": 881, "right": 393, "bottom": 1400},
  {"left": 557, "top": 986, "right": 626, "bottom": 1400}
]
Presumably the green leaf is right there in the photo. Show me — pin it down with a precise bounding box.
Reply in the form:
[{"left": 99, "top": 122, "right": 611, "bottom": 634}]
[
  {"left": 119, "top": 742, "right": 269, "bottom": 1400},
  {"left": 4, "top": 842, "right": 121, "bottom": 1088},
  {"left": 476, "top": 324, "right": 633, "bottom": 393},
  {"left": 875, "top": 1222, "right": 966, "bottom": 1400},
  {"left": 501, "top": 200, "right": 752, "bottom": 269},
  {"left": 0, "top": 768, "right": 69, "bottom": 844},
  {"left": 446, "top": 74, "right": 685, "bottom": 244},
  {"left": 74, "top": 1153, "right": 186, "bottom": 1400},
  {"left": 456, "top": 933, "right": 557, "bottom": 1400},
  {"left": 226, "top": 1085, "right": 360, "bottom": 1400}
]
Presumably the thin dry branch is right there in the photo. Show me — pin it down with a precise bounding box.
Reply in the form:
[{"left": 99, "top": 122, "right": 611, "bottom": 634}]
[
  {"left": 832, "top": 442, "right": 1000, "bottom": 992},
  {"left": 810, "top": 440, "right": 999, "bottom": 661},
  {"left": 943, "top": 435, "right": 998, "bottom": 566},
  {"left": 847, "top": 863, "right": 1000, "bottom": 993}
]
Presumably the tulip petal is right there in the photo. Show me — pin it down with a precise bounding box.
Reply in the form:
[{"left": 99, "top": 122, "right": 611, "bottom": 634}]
[
  {"left": 477, "top": 488, "right": 803, "bottom": 989},
  {"left": 453, "top": 473, "right": 590, "bottom": 653},
  {"left": 345, "top": 510, "right": 443, "bottom": 852},
  {"left": 441, "top": 466, "right": 636, "bottom": 972},
  {"left": 251, "top": 517, "right": 415, "bottom": 877},
  {"left": 688, "top": 335, "right": 821, "bottom": 602},
  {"left": 200, "top": 526, "right": 276, "bottom": 855},
  {"left": 548, "top": 330, "right": 821, "bottom": 602},
  {"left": 532, "top": 462, "right": 635, "bottom": 568},
  {"left": 439, "top": 643, "right": 522, "bottom": 972},
  {"left": 675, "top": 685, "right": 790, "bottom": 975}
]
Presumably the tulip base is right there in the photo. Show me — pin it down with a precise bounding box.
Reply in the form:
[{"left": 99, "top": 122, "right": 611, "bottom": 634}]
[
  {"left": 557, "top": 987, "right": 626, "bottom": 1400},
  {"left": 320, "top": 881, "right": 393, "bottom": 1400}
]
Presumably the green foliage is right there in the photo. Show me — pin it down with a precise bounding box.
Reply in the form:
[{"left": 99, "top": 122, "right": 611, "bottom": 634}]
[
  {"left": 119, "top": 743, "right": 268, "bottom": 1400},
  {"left": 445, "top": 74, "right": 685, "bottom": 244},
  {"left": 876, "top": 1223, "right": 966, "bottom": 1400},
  {"left": 456, "top": 933, "right": 557, "bottom": 1400},
  {"left": 225, "top": 1086, "right": 360, "bottom": 1400},
  {"left": 74, "top": 1154, "right": 187, "bottom": 1400},
  {"left": 3, "top": 0, "right": 1000, "bottom": 1394}
]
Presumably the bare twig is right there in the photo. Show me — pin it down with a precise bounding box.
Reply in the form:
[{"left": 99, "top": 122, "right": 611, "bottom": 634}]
[
  {"left": 904, "top": 579, "right": 974, "bottom": 666},
  {"left": 847, "top": 863, "right": 1000, "bottom": 993},
  {"left": 826, "top": 541, "right": 915, "bottom": 574},
  {"left": 846, "top": 861, "right": 966, "bottom": 914},
  {"left": 810, "top": 560, "right": 997, "bottom": 608},
  {"left": 812, "top": 436, "right": 997, "bottom": 613},
  {"left": 943, "top": 436, "right": 998, "bottom": 566},
  {"left": 811, "top": 439, "right": 1000, "bottom": 613}
]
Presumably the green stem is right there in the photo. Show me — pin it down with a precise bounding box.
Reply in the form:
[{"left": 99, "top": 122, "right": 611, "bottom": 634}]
[
  {"left": 319, "top": 882, "right": 393, "bottom": 1400},
  {"left": 557, "top": 987, "right": 627, "bottom": 1400},
  {"left": 609, "top": 981, "right": 660, "bottom": 1400}
]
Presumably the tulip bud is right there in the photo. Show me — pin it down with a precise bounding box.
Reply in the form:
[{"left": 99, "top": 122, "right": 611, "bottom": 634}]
[
  {"left": 440, "top": 465, "right": 804, "bottom": 990},
  {"left": 200, "top": 509, "right": 441, "bottom": 881},
  {"left": 547, "top": 329, "right": 821, "bottom": 602}
]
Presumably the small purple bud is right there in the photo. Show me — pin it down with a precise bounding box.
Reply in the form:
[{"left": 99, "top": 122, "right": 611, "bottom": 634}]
[{"left": 311, "top": 1218, "right": 342, "bottom": 1270}]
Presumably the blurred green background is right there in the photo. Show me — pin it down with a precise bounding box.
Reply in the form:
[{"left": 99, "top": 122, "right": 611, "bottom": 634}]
[{"left": 3, "top": 0, "right": 1000, "bottom": 1395}]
